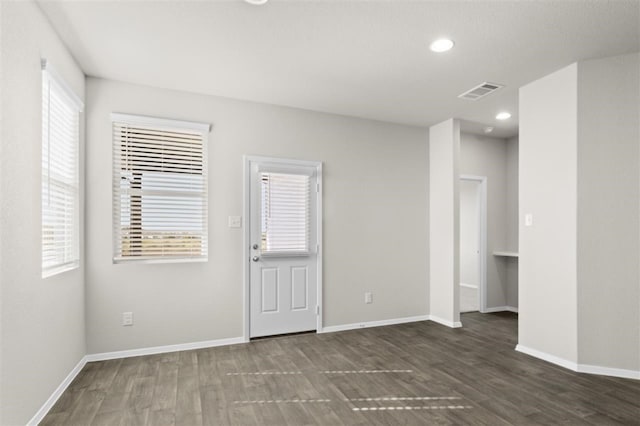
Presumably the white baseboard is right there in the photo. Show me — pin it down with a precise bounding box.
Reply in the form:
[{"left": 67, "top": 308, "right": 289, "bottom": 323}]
[
  {"left": 428, "top": 315, "right": 462, "bottom": 328},
  {"left": 577, "top": 364, "right": 640, "bottom": 380},
  {"left": 320, "top": 315, "right": 430, "bottom": 333},
  {"left": 27, "top": 356, "right": 87, "bottom": 426},
  {"left": 516, "top": 344, "right": 640, "bottom": 380},
  {"left": 515, "top": 344, "right": 578, "bottom": 371},
  {"left": 320, "top": 314, "right": 466, "bottom": 333},
  {"left": 483, "top": 306, "right": 518, "bottom": 313},
  {"left": 86, "top": 336, "right": 245, "bottom": 362}
]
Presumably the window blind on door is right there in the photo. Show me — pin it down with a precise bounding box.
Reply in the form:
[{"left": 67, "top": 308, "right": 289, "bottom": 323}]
[
  {"left": 42, "top": 60, "right": 82, "bottom": 278},
  {"left": 260, "top": 172, "right": 310, "bottom": 255},
  {"left": 112, "top": 114, "right": 210, "bottom": 262}
]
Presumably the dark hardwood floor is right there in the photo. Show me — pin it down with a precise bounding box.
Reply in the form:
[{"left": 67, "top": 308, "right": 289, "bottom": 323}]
[{"left": 40, "top": 312, "right": 640, "bottom": 425}]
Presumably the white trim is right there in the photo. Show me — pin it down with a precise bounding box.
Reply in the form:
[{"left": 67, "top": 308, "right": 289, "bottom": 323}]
[
  {"left": 459, "top": 282, "right": 478, "bottom": 289},
  {"left": 459, "top": 175, "right": 487, "bottom": 314},
  {"left": 493, "top": 251, "right": 519, "bottom": 257},
  {"left": 319, "top": 315, "right": 430, "bottom": 333},
  {"left": 244, "top": 155, "right": 321, "bottom": 168},
  {"left": 316, "top": 162, "right": 324, "bottom": 333},
  {"left": 41, "top": 58, "right": 84, "bottom": 111},
  {"left": 429, "top": 315, "right": 463, "bottom": 328},
  {"left": 516, "top": 344, "right": 578, "bottom": 370},
  {"left": 113, "top": 257, "right": 208, "bottom": 265},
  {"left": 110, "top": 112, "right": 211, "bottom": 133},
  {"left": 516, "top": 345, "right": 640, "bottom": 380},
  {"left": 86, "top": 337, "right": 245, "bottom": 362},
  {"left": 242, "top": 158, "right": 251, "bottom": 342},
  {"left": 27, "top": 356, "right": 87, "bottom": 426},
  {"left": 42, "top": 260, "right": 80, "bottom": 279},
  {"left": 243, "top": 156, "right": 323, "bottom": 341},
  {"left": 482, "top": 306, "right": 519, "bottom": 313},
  {"left": 577, "top": 364, "right": 640, "bottom": 380}
]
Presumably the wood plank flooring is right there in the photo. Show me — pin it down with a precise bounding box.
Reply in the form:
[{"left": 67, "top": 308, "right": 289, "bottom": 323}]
[{"left": 40, "top": 312, "right": 640, "bottom": 425}]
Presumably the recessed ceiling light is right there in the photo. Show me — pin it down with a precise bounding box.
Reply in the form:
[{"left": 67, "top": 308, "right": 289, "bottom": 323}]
[
  {"left": 245, "top": 0, "right": 268, "bottom": 5},
  {"left": 483, "top": 126, "right": 494, "bottom": 133},
  {"left": 496, "top": 112, "right": 511, "bottom": 120},
  {"left": 430, "top": 38, "right": 454, "bottom": 53}
]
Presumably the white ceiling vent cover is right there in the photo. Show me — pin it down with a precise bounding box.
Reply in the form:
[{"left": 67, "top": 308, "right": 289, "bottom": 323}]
[{"left": 458, "top": 82, "right": 505, "bottom": 100}]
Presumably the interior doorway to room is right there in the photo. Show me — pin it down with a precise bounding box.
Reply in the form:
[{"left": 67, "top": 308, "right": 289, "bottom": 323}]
[
  {"left": 459, "top": 176, "right": 487, "bottom": 313},
  {"left": 244, "top": 156, "right": 323, "bottom": 339}
]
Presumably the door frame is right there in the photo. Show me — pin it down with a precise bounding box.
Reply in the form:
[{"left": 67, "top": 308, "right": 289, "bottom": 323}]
[
  {"left": 459, "top": 175, "right": 487, "bottom": 313},
  {"left": 243, "top": 155, "right": 323, "bottom": 342}
]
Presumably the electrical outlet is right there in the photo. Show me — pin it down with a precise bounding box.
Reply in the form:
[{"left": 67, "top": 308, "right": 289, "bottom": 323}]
[
  {"left": 365, "top": 292, "right": 373, "bottom": 304},
  {"left": 122, "top": 312, "right": 133, "bottom": 326}
]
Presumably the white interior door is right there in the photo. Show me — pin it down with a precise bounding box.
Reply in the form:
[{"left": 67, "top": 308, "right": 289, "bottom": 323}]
[
  {"left": 248, "top": 159, "right": 319, "bottom": 338},
  {"left": 459, "top": 179, "right": 480, "bottom": 312}
]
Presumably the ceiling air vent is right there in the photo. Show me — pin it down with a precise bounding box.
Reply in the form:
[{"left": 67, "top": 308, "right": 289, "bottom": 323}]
[{"left": 458, "top": 82, "right": 504, "bottom": 101}]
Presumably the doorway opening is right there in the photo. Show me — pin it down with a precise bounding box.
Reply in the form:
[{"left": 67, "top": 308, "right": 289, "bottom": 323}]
[{"left": 459, "top": 175, "right": 487, "bottom": 314}]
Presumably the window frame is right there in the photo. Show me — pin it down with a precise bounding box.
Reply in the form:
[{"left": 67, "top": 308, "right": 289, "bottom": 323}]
[
  {"left": 111, "top": 113, "right": 211, "bottom": 264},
  {"left": 41, "top": 59, "right": 83, "bottom": 278}
]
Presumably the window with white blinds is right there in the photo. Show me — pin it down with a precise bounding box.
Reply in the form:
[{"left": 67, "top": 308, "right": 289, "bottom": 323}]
[
  {"left": 42, "top": 60, "right": 82, "bottom": 278},
  {"left": 112, "top": 114, "right": 210, "bottom": 263},
  {"left": 260, "top": 172, "right": 310, "bottom": 255}
]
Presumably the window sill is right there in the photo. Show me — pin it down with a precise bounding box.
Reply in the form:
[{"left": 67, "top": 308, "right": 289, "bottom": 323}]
[
  {"left": 112, "top": 257, "right": 208, "bottom": 265},
  {"left": 42, "top": 261, "right": 79, "bottom": 279}
]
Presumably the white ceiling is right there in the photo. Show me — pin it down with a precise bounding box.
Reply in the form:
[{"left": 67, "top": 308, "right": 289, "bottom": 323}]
[{"left": 37, "top": 0, "right": 640, "bottom": 138}]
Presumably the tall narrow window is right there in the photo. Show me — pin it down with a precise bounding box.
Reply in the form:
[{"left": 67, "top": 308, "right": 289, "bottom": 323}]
[
  {"left": 42, "top": 60, "right": 83, "bottom": 278},
  {"left": 112, "top": 114, "right": 210, "bottom": 262},
  {"left": 260, "top": 172, "right": 310, "bottom": 255}
]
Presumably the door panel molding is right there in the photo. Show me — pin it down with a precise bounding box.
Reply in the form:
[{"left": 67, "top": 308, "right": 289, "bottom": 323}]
[
  {"left": 291, "top": 266, "right": 309, "bottom": 311},
  {"left": 243, "top": 156, "right": 323, "bottom": 341},
  {"left": 261, "top": 268, "right": 279, "bottom": 313}
]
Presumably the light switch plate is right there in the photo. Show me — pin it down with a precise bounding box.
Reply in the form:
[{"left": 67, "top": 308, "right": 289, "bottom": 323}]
[
  {"left": 122, "top": 312, "right": 133, "bottom": 326},
  {"left": 228, "top": 216, "right": 242, "bottom": 228},
  {"left": 525, "top": 213, "right": 533, "bottom": 227}
]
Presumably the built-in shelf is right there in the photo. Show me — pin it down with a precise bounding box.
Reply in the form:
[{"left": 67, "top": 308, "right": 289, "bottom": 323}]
[{"left": 493, "top": 251, "right": 519, "bottom": 258}]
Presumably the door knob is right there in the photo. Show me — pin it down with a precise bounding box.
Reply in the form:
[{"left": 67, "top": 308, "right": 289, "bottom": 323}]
[
  {"left": 252, "top": 256, "right": 260, "bottom": 262},
  {"left": 252, "top": 244, "right": 259, "bottom": 250}
]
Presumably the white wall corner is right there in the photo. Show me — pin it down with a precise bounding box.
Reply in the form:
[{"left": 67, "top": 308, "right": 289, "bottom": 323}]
[
  {"left": 27, "top": 356, "right": 88, "bottom": 426},
  {"left": 428, "top": 118, "right": 461, "bottom": 327}
]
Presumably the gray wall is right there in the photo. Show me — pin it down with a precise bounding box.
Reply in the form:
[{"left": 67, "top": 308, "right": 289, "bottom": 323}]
[
  {"left": 519, "top": 63, "right": 579, "bottom": 363},
  {"left": 519, "top": 53, "right": 640, "bottom": 373},
  {"left": 429, "top": 119, "right": 460, "bottom": 326},
  {"left": 0, "top": 2, "right": 86, "bottom": 424},
  {"left": 85, "top": 77, "right": 430, "bottom": 354},
  {"left": 577, "top": 53, "right": 639, "bottom": 371},
  {"left": 460, "top": 133, "right": 509, "bottom": 309}
]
